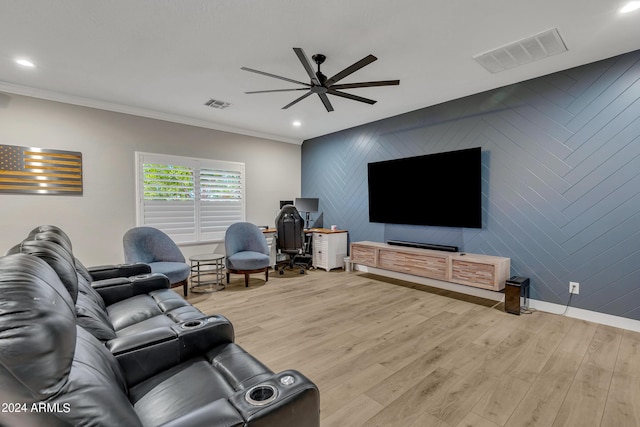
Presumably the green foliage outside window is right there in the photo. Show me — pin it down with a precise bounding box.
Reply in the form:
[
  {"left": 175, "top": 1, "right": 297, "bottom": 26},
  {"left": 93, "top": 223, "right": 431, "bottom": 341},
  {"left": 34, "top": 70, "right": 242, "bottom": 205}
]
[{"left": 143, "top": 163, "right": 194, "bottom": 200}]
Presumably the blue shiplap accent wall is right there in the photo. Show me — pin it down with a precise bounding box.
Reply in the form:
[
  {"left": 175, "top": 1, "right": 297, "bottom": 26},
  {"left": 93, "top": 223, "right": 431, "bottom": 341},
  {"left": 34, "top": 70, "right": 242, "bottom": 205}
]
[{"left": 301, "top": 49, "right": 640, "bottom": 320}]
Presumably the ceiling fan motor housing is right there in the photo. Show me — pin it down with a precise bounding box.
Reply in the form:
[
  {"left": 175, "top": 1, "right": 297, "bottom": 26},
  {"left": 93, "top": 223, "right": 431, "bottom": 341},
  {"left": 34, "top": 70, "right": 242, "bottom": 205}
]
[{"left": 312, "top": 54, "right": 326, "bottom": 65}]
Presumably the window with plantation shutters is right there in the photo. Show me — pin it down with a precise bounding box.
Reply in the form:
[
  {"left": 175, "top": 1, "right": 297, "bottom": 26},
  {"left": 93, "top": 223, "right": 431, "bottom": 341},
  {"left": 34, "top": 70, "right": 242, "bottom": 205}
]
[{"left": 135, "top": 152, "right": 245, "bottom": 243}]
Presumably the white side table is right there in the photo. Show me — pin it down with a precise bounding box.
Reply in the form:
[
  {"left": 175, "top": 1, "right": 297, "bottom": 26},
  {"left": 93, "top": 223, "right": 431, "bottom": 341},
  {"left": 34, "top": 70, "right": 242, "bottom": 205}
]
[{"left": 189, "top": 254, "right": 225, "bottom": 293}]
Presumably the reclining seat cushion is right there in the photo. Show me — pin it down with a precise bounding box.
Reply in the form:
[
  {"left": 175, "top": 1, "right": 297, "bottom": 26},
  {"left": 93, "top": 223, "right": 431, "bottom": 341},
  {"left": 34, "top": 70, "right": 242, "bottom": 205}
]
[
  {"left": 106, "top": 295, "right": 164, "bottom": 331},
  {"left": 129, "top": 343, "right": 274, "bottom": 427},
  {"left": 106, "top": 291, "right": 204, "bottom": 334},
  {"left": 130, "top": 358, "right": 237, "bottom": 427},
  {"left": 104, "top": 284, "right": 205, "bottom": 331},
  {"left": 150, "top": 289, "right": 205, "bottom": 322}
]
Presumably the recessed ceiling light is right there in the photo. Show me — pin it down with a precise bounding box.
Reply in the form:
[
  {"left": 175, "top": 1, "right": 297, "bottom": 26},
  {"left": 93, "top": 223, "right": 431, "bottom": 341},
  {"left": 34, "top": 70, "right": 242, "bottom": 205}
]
[
  {"left": 620, "top": 1, "right": 640, "bottom": 13},
  {"left": 292, "top": 121, "right": 301, "bottom": 127},
  {"left": 15, "top": 58, "right": 35, "bottom": 68}
]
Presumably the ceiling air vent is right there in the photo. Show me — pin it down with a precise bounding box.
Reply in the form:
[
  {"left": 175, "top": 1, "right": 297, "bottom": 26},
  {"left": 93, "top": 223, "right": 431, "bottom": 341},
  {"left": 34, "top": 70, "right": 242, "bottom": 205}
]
[
  {"left": 473, "top": 28, "right": 568, "bottom": 73},
  {"left": 204, "top": 98, "right": 231, "bottom": 109}
]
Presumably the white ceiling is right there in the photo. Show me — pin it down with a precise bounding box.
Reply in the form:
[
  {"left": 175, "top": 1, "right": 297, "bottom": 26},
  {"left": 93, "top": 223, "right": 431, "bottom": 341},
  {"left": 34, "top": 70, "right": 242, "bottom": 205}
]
[{"left": 1, "top": 1, "right": 639, "bottom": 144}]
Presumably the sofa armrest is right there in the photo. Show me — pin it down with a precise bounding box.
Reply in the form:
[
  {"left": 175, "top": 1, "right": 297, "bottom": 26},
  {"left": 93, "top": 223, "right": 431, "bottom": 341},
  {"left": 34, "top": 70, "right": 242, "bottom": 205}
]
[
  {"left": 92, "top": 273, "right": 170, "bottom": 306},
  {"left": 228, "top": 370, "right": 320, "bottom": 427},
  {"left": 107, "top": 326, "right": 181, "bottom": 387},
  {"left": 108, "top": 316, "right": 235, "bottom": 387},
  {"left": 88, "top": 263, "right": 151, "bottom": 281},
  {"left": 171, "top": 315, "right": 235, "bottom": 360}
]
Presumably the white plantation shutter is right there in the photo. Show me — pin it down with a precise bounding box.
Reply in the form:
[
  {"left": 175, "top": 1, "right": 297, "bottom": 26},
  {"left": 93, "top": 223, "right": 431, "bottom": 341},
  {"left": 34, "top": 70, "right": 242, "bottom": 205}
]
[
  {"left": 198, "top": 164, "right": 244, "bottom": 241},
  {"left": 136, "top": 153, "right": 245, "bottom": 243}
]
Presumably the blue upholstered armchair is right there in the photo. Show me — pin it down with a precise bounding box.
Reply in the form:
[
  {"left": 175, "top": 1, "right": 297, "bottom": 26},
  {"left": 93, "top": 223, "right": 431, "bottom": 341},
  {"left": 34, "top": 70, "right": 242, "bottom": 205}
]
[
  {"left": 224, "top": 222, "right": 270, "bottom": 287},
  {"left": 122, "top": 226, "right": 190, "bottom": 296}
]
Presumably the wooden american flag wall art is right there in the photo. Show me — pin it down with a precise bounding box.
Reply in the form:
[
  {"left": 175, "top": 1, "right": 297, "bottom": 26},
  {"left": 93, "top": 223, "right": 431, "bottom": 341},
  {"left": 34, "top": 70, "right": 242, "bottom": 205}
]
[{"left": 0, "top": 144, "right": 83, "bottom": 195}]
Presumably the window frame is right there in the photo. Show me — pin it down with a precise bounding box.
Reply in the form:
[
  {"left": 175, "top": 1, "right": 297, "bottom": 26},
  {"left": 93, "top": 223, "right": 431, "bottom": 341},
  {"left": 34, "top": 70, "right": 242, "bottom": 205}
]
[{"left": 135, "top": 152, "right": 245, "bottom": 244}]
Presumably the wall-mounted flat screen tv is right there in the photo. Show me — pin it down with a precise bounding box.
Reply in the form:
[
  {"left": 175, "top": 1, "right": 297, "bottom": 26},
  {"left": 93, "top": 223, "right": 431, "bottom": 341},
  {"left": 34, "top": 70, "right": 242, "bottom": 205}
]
[{"left": 368, "top": 147, "right": 482, "bottom": 228}]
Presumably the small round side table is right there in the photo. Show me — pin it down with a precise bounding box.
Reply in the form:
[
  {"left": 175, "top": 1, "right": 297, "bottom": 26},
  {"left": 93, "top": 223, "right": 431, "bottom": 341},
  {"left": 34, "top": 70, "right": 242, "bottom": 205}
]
[{"left": 189, "top": 254, "right": 225, "bottom": 293}]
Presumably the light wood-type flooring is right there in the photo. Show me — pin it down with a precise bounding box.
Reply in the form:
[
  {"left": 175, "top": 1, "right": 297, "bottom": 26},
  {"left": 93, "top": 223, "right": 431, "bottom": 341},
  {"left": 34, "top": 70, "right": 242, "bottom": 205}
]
[{"left": 187, "top": 268, "right": 640, "bottom": 427}]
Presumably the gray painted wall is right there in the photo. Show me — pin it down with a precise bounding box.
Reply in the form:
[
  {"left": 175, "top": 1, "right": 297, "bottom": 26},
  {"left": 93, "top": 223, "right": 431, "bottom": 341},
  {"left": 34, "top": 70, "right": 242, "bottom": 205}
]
[
  {"left": 302, "top": 49, "right": 640, "bottom": 320},
  {"left": 0, "top": 94, "right": 301, "bottom": 266}
]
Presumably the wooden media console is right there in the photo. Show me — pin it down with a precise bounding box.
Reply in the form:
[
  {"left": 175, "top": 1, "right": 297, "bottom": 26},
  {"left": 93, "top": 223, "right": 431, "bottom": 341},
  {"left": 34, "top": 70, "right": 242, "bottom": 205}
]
[{"left": 350, "top": 241, "right": 510, "bottom": 291}]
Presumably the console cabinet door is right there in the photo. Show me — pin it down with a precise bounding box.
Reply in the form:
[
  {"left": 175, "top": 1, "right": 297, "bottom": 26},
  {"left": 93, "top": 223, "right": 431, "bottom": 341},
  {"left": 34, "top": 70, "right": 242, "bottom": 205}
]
[
  {"left": 350, "top": 243, "right": 377, "bottom": 267},
  {"left": 378, "top": 249, "right": 448, "bottom": 280}
]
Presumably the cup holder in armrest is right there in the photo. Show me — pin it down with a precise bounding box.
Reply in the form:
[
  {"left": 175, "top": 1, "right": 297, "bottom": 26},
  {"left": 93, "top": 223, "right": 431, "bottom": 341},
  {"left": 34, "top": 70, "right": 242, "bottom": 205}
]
[
  {"left": 245, "top": 384, "right": 278, "bottom": 406},
  {"left": 180, "top": 319, "right": 205, "bottom": 329}
]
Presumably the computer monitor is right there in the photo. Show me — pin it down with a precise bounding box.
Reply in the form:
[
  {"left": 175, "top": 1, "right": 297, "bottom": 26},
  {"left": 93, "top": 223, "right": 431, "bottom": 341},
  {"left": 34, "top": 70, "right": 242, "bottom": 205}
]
[
  {"left": 294, "top": 198, "right": 319, "bottom": 213},
  {"left": 295, "top": 198, "right": 319, "bottom": 229}
]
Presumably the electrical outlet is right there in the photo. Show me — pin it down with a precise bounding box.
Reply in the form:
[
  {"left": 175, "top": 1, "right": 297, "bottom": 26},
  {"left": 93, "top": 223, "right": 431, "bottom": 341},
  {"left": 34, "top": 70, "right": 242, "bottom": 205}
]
[{"left": 570, "top": 281, "right": 580, "bottom": 295}]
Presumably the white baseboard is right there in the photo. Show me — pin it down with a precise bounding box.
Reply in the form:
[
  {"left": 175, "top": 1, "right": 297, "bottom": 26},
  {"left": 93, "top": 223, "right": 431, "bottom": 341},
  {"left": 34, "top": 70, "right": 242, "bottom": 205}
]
[
  {"left": 354, "top": 265, "right": 640, "bottom": 333},
  {"left": 527, "top": 299, "right": 640, "bottom": 333}
]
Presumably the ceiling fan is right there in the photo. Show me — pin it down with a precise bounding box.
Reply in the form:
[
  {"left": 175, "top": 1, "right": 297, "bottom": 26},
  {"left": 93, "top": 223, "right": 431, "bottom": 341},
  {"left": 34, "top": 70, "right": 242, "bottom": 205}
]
[{"left": 241, "top": 48, "right": 400, "bottom": 112}]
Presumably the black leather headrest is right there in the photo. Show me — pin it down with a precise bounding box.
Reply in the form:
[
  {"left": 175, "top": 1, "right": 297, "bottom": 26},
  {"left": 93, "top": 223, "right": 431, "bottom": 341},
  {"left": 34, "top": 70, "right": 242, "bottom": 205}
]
[
  {"left": 0, "top": 253, "right": 76, "bottom": 401},
  {"left": 9, "top": 240, "right": 79, "bottom": 303},
  {"left": 27, "top": 225, "right": 72, "bottom": 248},
  {"left": 29, "top": 231, "right": 74, "bottom": 255}
]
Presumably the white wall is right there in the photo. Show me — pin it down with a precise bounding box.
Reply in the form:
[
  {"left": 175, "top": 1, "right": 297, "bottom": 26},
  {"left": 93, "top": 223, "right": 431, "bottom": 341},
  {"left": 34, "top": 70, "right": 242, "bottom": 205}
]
[{"left": 0, "top": 93, "right": 301, "bottom": 265}]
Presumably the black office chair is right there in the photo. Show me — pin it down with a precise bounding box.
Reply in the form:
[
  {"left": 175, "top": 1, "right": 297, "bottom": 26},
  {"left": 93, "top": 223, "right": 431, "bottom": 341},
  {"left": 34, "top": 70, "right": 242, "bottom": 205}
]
[{"left": 274, "top": 205, "right": 312, "bottom": 274}]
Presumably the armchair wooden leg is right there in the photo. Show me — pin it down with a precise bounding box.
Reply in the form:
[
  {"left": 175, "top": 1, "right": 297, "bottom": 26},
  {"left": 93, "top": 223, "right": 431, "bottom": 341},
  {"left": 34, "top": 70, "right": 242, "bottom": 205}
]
[
  {"left": 244, "top": 273, "right": 249, "bottom": 287},
  {"left": 171, "top": 279, "right": 188, "bottom": 297},
  {"left": 226, "top": 272, "right": 230, "bottom": 284},
  {"left": 265, "top": 269, "right": 269, "bottom": 282}
]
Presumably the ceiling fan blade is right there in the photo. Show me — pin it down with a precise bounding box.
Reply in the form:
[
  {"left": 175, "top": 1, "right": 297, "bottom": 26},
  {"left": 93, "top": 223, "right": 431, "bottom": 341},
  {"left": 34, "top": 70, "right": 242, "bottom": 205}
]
[
  {"left": 325, "top": 55, "right": 377, "bottom": 87},
  {"left": 328, "top": 89, "right": 377, "bottom": 105},
  {"left": 282, "top": 91, "right": 313, "bottom": 109},
  {"left": 241, "top": 67, "right": 311, "bottom": 87},
  {"left": 318, "top": 93, "right": 334, "bottom": 112},
  {"left": 245, "top": 88, "right": 310, "bottom": 94},
  {"left": 293, "top": 48, "right": 320, "bottom": 86},
  {"left": 330, "top": 80, "right": 400, "bottom": 90}
]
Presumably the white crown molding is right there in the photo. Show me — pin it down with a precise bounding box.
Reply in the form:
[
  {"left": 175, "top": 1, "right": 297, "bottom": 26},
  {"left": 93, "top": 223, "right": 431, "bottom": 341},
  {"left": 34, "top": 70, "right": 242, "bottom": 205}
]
[{"left": 0, "top": 82, "right": 302, "bottom": 145}]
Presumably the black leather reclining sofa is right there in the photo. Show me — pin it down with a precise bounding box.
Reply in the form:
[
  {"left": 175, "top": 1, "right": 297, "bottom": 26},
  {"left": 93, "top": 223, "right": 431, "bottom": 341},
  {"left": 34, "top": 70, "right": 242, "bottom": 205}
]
[{"left": 0, "top": 226, "right": 320, "bottom": 426}]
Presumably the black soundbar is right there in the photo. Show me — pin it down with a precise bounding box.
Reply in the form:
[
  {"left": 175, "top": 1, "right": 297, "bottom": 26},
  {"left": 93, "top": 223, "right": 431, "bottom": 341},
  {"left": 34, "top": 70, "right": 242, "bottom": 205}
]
[{"left": 386, "top": 240, "right": 458, "bottom": 252}]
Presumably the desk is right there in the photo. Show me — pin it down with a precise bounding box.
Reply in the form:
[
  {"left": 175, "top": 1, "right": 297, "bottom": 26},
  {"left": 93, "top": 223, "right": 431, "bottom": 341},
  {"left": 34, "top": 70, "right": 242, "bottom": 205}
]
[
  {"left": 264, "top": 227, "right": 349, "bottom": 271},
  {"left": 189, "top": 254, "right": 225, "bottom": 293}
]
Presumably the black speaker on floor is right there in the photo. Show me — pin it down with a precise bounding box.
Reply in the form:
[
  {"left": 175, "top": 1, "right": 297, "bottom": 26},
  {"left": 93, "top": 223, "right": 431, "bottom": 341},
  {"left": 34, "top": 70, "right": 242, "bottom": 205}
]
[{"left": 505, "top": 276, "right": 530, "bottom": 315}]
